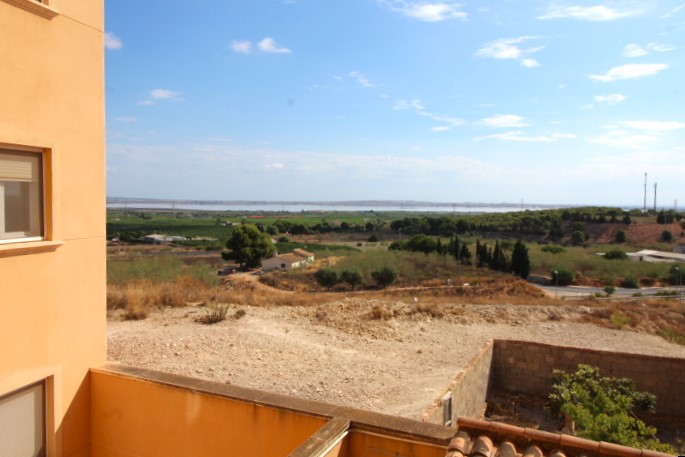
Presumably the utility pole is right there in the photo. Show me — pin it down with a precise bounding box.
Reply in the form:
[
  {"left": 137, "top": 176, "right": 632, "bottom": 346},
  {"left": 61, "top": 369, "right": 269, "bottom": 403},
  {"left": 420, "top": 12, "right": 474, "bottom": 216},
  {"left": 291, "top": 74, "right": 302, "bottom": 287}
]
[
  {"left": 653, "top": 183, "right": 657, "bottom": 212},
  {"left": 643, "top": 173, "right": 647, "bottom": 213}
]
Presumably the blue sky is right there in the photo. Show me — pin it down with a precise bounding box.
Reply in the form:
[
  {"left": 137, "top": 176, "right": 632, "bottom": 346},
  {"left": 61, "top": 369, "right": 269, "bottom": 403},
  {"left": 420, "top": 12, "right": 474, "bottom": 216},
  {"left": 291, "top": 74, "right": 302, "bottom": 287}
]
[{"left": 105, "top": 1, "right": 685, "bottom": 207}]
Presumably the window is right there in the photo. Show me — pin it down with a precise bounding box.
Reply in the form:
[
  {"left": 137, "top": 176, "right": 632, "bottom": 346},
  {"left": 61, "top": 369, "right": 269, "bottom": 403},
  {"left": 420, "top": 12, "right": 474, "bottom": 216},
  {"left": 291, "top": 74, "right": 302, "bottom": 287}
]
[
  {"left": 0, "top": 382, "right": 46, "bottom": 457},
  {"left": 0, "top": 148, "right": 44, "bottom": 243}
]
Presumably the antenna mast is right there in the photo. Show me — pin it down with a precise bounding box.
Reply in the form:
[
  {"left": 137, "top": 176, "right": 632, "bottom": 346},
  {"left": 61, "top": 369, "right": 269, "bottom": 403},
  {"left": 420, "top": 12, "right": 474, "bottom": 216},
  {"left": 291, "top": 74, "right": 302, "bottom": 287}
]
[
  {"left": 653, "top": 183, "right": 657, "bottom": 212},
  {"left": 643, "top": 173, "right": 647, "bottom": 212}
]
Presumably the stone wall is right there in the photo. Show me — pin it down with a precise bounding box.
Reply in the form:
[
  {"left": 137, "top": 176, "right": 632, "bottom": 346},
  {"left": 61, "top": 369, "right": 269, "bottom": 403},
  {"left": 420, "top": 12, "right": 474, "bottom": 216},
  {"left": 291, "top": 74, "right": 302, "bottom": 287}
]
[{"left": 491, "top": 340, "right": 685, "bottom": 416}]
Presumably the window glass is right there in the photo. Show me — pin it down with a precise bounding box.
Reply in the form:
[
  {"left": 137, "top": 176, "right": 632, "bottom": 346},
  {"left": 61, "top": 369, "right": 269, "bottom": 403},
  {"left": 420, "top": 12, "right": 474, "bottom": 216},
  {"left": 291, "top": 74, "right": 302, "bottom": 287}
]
[{"left": 0, "top": 149, "right": 43, "bottom": 242}]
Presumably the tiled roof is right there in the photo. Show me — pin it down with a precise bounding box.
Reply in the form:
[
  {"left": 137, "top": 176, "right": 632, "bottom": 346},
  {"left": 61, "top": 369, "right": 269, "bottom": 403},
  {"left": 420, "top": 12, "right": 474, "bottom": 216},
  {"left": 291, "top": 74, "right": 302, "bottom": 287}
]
[
  {"left": 446, "top": 417, "right": 672, "bottom": 457},
  {"left": 292, "top": 248, "right": 315, "bottom": 258}
]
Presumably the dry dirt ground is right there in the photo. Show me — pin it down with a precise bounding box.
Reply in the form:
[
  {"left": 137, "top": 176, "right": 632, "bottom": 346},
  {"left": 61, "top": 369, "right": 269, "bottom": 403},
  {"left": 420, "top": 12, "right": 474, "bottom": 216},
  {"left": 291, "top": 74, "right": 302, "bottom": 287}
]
[{"left": 107, "top": 298, "right": 685, "bottom": 421}]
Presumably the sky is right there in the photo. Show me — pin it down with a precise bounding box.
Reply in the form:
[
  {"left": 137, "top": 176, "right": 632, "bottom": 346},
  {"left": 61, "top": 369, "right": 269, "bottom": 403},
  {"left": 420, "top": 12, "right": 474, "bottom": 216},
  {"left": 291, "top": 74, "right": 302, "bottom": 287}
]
[{"left": 105, "top": 0, "right": 685, "bottom": 207}]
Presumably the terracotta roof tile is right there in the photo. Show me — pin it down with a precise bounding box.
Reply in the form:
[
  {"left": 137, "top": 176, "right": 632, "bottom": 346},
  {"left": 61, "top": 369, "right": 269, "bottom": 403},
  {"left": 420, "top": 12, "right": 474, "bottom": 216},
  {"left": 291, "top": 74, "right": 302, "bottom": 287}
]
[{"left": 450, "top": 417, "right": 673, "bottom": 457}]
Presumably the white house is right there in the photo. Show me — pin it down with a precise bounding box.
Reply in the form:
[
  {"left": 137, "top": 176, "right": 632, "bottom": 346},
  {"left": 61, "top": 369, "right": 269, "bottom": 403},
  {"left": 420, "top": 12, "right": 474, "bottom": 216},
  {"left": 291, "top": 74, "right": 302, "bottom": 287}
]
[
  {"left": 628, "top": 249, "right": 685, "bottom": 263},
  {"left": 262, "top": 249, "right": 315, "bottom": 272}
]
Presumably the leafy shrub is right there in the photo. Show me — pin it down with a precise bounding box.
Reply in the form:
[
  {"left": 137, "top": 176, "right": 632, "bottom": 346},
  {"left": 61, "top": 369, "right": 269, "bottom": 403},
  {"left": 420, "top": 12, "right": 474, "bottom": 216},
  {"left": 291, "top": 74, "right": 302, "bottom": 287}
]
[
  {"left": 367, "top": 234, "right": 379, "bottom": 242},
  {"left": 551, "top": 268, "right": 575, "bottom": 286},
  {"left": 549, "top": 364, "right": 672, "bottom": 453},
  {"left": 541, "top": 245, "right": 566, "bottom": 254},
  {"left": 371, "top": 267, "right": 398, "bottom": 288},
  {"left": 341, "top": 269, "right": 364, "bottom": 290},
  {"left": 621, "top": 275, "right": 640, "bottom": 289},
  {"left": 615, "top": 230, "right": 626, "bottom": 243},
  {"left": 571, "top": 230, "right": 586, "bottom": 246},
  {"left": 604, "top": 249, "right": 627, "bottom": 260},
  {"left": 315, "top": 268, "right": 340, "bottom": 289},
  {"left": 603, "top": 285, "right": 615, "bottom": 296},
  {"left": 662, "top": 230, "right": 673, "bottom": 242}
]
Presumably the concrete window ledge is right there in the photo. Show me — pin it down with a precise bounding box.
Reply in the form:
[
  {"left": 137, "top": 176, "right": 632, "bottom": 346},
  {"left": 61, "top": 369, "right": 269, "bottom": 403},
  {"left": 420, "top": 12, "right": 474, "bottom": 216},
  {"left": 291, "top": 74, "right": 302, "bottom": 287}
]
[
  {"left": 0, "top": 240, "right": 63, "bottom": 257},
  {"left": 0, "top": 0, "right": 59, "bottom": 19}
]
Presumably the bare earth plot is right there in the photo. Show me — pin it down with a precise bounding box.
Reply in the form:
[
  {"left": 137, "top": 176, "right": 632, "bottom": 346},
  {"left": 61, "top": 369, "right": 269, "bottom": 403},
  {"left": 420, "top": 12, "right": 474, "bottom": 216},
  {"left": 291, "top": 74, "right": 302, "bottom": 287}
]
[{"left": 107, "top": 300, "right": 685, "bottom": 420}]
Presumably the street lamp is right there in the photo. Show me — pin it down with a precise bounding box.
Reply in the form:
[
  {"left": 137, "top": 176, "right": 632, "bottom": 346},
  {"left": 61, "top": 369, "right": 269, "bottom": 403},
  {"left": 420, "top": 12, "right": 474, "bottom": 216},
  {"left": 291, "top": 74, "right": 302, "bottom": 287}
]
[{"left": 554, "top": 270, "right": 559, "bottom": 299}]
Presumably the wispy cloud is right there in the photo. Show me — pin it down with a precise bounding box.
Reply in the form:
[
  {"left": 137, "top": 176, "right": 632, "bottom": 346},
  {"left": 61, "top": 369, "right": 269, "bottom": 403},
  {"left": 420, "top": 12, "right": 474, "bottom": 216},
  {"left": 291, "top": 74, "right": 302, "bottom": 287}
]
[
  {"left": 623, "top": 43, "right": 676, "bottom": 57},
  {"left": 105, "top": 32, "right": 123, "bottom": 50},
  {"left": 393, "top": 99, "right": 463, "bottom": 130},
  {"left": 589, "top": 130, "right": 658, "bottom": 149},
  {"left": 139, "top": 89, "right": 181, "bottom": 106},
  {"left": 475, "top": 37, "right": 543, "bottom": 68},
  {"left": 114, "top": 117, "right": 138, "bottom": 123},
  {"left": 660, "top": 4, "right": 685, "bottom": 19},
  {"left": 474, "top": 131, "right": 575, "bottom": 142},
  {"left": 481, "top": 114, "right": 529, "bottom": 128},
  {"left": 431, "top": 126, "right": 451, "bottom": 132},
  {"left": 595, "top": 94, "right": 627, "bottom": 105},
  {"left": 230, "top": 40, "right": 253, "bottom": 54},
  {"left": 258, "top": 37, "right": 292, "bottom": 54},
  {"left": 379, "top": 1, "right": 467, "bottom": 21},
  {"left": 230, "top": 38, "right": 291, "bottom": 54},
  {"left": 538, "top": 5, "right": 641, "bottom": 21},
  {"left": 623, "top": 120, "right": 685, "bottom": 131},
  {"left": 590, "top": 64, "right": 668, "bottom": 82},
  {"left": 349, "top": 71, "right": 376, "bottom": 88}
]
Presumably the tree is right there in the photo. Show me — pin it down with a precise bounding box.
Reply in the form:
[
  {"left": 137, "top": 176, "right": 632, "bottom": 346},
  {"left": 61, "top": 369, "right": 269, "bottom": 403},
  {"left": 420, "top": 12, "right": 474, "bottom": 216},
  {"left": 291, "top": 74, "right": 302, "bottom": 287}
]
[
  {"left": 604, "top": 249, "right": 627, "bottom": 260},
  {"left": 552, "top": 268, "right": 575, "bottom": 286},
  {"left": 341, "top": 269, "right": 364, "bottom": 290},
  {"left": 511, "top": 239, "right": 531, "bottom": 279},
  {"left": 549, "top": 365, "right": 672, "bottom": 453},
  {"left": 571, "top": 230, "right": 586, "bottom": 246},
  {"left": 225, "top": 224, "right": 276, "bottom": 269},
  {"left": 315, "top": 268, "right": 340, "bottom": 290},
  {"left": 371, "top": 267, "right": 398, "bottom": 288},
  {"left": 615, "top": 230, "right": 626, "bottom": 243},
  {"left": 662, "top": 230, "right": 673, "bottom": 242}
]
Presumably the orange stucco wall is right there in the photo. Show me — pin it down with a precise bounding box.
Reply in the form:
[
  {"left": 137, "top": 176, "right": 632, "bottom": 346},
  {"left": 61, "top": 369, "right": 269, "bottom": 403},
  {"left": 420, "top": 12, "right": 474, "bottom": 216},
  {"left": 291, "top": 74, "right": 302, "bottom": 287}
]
[
  {"left": 90, "top": 370, "right": 328, "bottom": 457},
  {"left": 0, "top": 1, "right": 105, "bottom": 456}
]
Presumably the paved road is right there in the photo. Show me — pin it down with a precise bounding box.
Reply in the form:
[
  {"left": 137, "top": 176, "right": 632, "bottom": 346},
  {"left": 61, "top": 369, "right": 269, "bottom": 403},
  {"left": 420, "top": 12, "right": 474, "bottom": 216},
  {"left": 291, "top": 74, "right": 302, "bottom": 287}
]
[{"left": 533, "top": 283, "right": 684, "bottom": 299}]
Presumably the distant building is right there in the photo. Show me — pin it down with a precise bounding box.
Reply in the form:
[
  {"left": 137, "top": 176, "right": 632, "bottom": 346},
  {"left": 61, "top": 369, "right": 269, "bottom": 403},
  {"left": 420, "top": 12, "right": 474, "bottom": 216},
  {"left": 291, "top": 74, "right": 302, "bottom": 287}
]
[
  {"left": 144, "top": 234, "right": 187, "bottom": 244},
  {"left": 628, "top": 249, "right": 685, "bottom": 263},
  {"left": 262, "top": 248, "right": 315, "bottom": 271}
]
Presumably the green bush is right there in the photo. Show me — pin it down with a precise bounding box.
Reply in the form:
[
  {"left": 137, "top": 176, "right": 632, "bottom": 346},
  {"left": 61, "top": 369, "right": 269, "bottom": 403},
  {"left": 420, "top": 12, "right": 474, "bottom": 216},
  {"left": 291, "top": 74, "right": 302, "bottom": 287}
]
[
  {"left": 315, "top": 268, "right": 340, "bottom": 290},
  {"left": 604, "top": 249, "right": 627, "bottom": 260},
  {"left": 603, "top": 285, "right": 615, "bottom": 296},
  {"left": 341, "top": 269, "right": 364, "bottom": 290},
  {"left": 622, "top": 275, "right": 640, "bottom": 289},
  {"left": 549, "top": 365, "right": 672, "bottom": 453},
  {"left": 371, "top": 267, "right": 398, "bottom": 288},
  {"left": 615, "top": 230, "right": 627, "bottom": 243},
  {"left": 552, "top": 268, "right": 575, "bottom": 286},
  {"left": 541, "top": 245, "right": 565, "bottom": 254}
]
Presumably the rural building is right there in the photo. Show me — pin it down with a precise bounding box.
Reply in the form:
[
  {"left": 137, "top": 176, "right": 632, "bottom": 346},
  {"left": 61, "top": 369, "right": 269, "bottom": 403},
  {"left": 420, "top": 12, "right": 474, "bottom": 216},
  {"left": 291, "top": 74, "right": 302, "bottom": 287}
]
[
  {"left": 0, "top": 1, "right": 673, "bottom": 456},
  {"left": 628, "top": 249, "right": 685, "bottom": 263},
  {"left": 143, "top": 233, "right": 187, "bottom": 244},
  {"left": 262, "top": 248, "right": 315, "bottom": 271}
]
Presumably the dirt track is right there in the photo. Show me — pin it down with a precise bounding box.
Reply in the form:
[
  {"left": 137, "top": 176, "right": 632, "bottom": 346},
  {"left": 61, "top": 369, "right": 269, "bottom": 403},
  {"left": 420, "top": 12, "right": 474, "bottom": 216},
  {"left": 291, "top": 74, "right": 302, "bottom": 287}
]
[{"left": 107, "top": 299, "right": 685, "bottom": 420}]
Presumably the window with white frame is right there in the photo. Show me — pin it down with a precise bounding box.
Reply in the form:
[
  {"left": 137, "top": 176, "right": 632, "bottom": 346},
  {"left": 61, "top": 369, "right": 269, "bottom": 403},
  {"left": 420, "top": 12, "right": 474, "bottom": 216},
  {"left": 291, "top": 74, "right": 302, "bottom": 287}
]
[
  {"left": 0, "top": 148, "right": 44, "bottom": 243},
  {"left": 0, "top": 381, "right": 46, "bottom": 457}
]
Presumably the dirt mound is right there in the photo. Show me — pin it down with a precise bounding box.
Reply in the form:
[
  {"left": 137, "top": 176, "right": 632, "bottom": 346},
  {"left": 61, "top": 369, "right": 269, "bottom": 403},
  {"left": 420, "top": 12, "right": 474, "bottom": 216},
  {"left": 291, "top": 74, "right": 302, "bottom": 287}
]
[{"left": 588, "top": 222, "right": 683, "bottom": 244}]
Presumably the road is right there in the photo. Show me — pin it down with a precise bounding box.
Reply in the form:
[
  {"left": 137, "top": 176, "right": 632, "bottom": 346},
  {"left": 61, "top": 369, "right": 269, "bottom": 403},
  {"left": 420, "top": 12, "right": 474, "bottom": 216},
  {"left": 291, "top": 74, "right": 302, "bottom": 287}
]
[{"left": 533, "top": 284, "right": 683, "bottom": 299}]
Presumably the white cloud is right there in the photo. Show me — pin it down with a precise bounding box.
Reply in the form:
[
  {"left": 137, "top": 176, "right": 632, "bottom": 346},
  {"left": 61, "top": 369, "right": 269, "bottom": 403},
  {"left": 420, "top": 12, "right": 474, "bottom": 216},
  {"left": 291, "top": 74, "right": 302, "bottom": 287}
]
[
  {"left": 380, "top": 1, "right": 467, "bottom": 21},
  {"left": 231, "top": 40, "right": 253, "bottom": 54},
  {"left": 150, "top": 89, "right": 180, "bottom": 100},
  {"left": 660, "top": 4, "right": 685, "bottom": 19},
  {"left": 590, "top": 130, "right": 658, "bottom": 149},
  {"left": 623, "top": 42, "right": 676, "bottom": 57},
  {"left": 595, "top": 94, "right": 627, "bottom": 105},
  {"left": 475, "top": 37, "right": 543, "bottom": 68},
  {"left": 474, "top": 131, "right": 575, "bottom": 142},
  {"left": 623, "top": 120, "right": 685, "bottom": 131},
  {"left": 590, "top": 64, "right": 668, "bottom": 82},
  {"left": 393, "top": 99, "right": 425, "bottom": 111},
  {"left": 393, "top": 99, "right": 462, "bottom": 127},
  {"left": 258, "top": 37, "right": 291, "bottom": 54},
  {"left": 114, "top": 117, "right": 138, "bottom": 123},
  {"left": 431, "top": 126, "right": 451, "bottom": 132},
  {"left": 349, "top": 71, "right": 376, "bottom": 88},
  {"left": 139, "top": 89, "right": 181, "bottom": 106},
  {"left": 481, "top": 114, "right": 528, "bottom": 128},
  {"left": 105, "top": 32, "right": 123, "bottom": 50},
  {"left": 538, "top": 5, "right": 640, "bottom": 21}
]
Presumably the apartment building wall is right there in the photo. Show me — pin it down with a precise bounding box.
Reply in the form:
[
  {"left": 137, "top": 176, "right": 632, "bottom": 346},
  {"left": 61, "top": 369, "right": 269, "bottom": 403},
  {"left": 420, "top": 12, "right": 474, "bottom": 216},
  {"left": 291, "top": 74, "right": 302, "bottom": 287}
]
[{"left": 0, "top": 1, "right": 105, "bottom": 456}]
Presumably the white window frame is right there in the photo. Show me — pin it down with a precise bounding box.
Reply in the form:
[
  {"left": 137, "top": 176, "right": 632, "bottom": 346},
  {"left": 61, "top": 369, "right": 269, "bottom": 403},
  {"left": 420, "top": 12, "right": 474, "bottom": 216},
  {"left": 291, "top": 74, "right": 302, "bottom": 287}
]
[{"left": 0, "top": 147, "right": 45, "bottom": 244}]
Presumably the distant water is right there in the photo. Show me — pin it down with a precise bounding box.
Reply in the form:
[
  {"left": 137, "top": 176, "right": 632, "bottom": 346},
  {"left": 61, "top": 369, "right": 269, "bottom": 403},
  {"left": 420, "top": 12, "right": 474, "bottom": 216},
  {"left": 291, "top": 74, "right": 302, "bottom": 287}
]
[{"left": 107, "top": 201, "right": 551, "bottom": 213}]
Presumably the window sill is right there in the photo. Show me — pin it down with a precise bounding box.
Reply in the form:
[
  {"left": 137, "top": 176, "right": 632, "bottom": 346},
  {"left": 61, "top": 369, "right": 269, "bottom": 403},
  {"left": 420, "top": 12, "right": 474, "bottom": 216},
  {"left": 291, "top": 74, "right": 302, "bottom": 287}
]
[
  {"left": 0, "top": 0, "right": 59, "bottom": 19},
  {"left": 0, "top": 240, "right": 63, "bottom": 257}
]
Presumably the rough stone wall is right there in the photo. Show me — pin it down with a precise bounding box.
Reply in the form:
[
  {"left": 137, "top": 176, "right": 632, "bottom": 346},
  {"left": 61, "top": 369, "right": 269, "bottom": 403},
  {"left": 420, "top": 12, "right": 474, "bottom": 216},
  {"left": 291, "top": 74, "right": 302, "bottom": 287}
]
[{"left": 491, "top": 340, "right": 685, "bottom": 416}]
